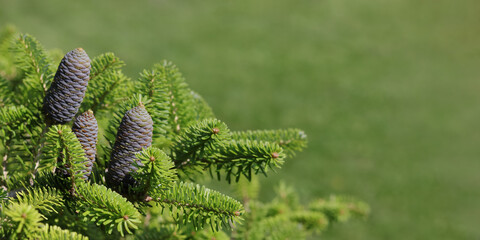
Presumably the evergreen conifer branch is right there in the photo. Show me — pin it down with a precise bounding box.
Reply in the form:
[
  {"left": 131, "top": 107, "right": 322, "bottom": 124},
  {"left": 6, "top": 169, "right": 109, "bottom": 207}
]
[
  {"left": 74, "top": 182, "right": 142, "bottom": 236},
  {"left": 288, "top": 211, "right": 329, "bottom": 233},
  {"left": 246, "top": 215, "right": 306, "bottom": 240},
  {"left": 0, "top": 105, "right": 32, "bottom": 183},
  {"left": 31, "top": 123, "right": 50, "bottom": 182},
  {"left": 0, "top": 75, "right": 14, "bottom": 106},
  {"left": 3, "top": 202, "right": 44, "bottom": 239},
  {"left": 11, "top": 187, "right": 64, "bottom": 215},
  {"left": 0, "top": 29, "right": 369, "bottom": 238},
  {"left": 0, "top": 105, "right": 32, "bottom": 129},
  {"left": 136, "top": 61, "right": 196, "bottom": 138},
  {"left": 153, "top": 182, "right": 243, "bottom": 231},
  {"left": 134, "top": 224, "right": 185, "bottom": 240},
  {"left": 231, "top": 129, "right": 307, "bottom": 157},
  {"left": 7, "top": 171, "right": 68, "bottom": 197},
  {"left": 38, "top": 224, "right": 89, "bottom": 240},
  {"left": 136, "top": 66, "right": 172, "bottom": 140},
  {"left": 131, "top": 147, "right": 177, "bottom": 197},
  {"left": 308, "top": 195, "right": 370, "bottom": 223},
  {"left": 82, "top": 53, "right": 128, "bottom": 113},
  {"left": 172, "top": 118, "right": 230, "bottom": 169},
  {"left": 206, "top": 140, "right": 286, "bottom": 183},
  {"left": 11, "top": 34, "right": 53, "bottom": 110},
  {"left": 42, "top": 125, "right": 89, "bottom": 193}
]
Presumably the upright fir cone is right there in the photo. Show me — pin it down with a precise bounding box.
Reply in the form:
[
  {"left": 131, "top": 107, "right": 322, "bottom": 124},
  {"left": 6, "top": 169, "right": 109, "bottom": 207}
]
[
  {"left": 106, "top": 104, "right": 153, "bottom": 192},
  {"left": 72, "top": 110, "right": 98, "bottom": 180},
  {"left": 43, "top": 48, "right": 91, "bottom": 124},
  {"left": 56, "top": 110, "right": 98, "bottom": 180}
]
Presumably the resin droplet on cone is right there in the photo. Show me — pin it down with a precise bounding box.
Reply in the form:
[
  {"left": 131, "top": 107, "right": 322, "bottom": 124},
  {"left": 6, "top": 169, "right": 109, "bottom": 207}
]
[{"left": 43, "top": 48, "right": 91, "bottom": 124}]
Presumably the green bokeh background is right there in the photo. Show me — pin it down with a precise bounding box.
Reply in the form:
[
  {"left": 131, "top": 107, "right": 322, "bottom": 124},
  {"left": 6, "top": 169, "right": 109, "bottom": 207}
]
[{"left": 2, "top": 0, "right": 480, "bottom": 239}]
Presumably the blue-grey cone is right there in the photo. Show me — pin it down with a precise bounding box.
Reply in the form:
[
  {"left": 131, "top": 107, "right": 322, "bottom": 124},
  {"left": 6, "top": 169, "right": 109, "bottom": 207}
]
[
  {"left": 72, "top": 110, "right": 98, "bottom": 179},
  {"left": 106, "top": 104, "right": 153, "bottom": 192},
  {"left": 43, "top": 48, "right": 91, "bottom": 124},
  {"left": 56, "top": 110, "right": 98, "bottom": 180}
]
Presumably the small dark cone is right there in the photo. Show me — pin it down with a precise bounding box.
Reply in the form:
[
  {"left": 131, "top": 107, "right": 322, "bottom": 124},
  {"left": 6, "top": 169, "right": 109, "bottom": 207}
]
[
  {"left": 106, "top": 104, "right": 153, "bottom": 193},
  {"left": 43, "top": 48, "right": 91, "bottom": 124},
  {"left": 56, "top": 110, "right": 98, "bottom": 180},
  {"left": 72, "top": 110, "right": 98, "bottom": 180}
]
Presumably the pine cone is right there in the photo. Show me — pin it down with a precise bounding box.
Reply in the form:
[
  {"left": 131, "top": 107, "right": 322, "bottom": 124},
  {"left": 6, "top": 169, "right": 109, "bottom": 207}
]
[
  {"left": 72, "top": 110, "right": 98, "bottom": 179},
  {"left": 106, "top": 104, "right": 153, "bottom": 192},
  {"left": 43, "top": 48, "right": 91, "bottom": 124}
]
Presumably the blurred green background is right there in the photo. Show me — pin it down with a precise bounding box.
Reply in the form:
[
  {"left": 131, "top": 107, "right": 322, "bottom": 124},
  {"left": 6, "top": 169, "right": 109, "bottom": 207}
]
[{"left": 2, "top": 0, "right": 480, "bottom": 239}]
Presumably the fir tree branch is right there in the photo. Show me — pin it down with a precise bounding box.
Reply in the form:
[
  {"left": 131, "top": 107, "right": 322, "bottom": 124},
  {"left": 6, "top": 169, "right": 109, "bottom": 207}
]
[
  {"left": 136, "top": 61, "right": 196, "bottom": 139},
  {"left": 135, "top": 224, "right": 186, "bottom": 240},
  {"left": 152, "top": 182, "right": 243, "bottom": 231},
  {"left": 308, "top": 195, "right": 370, "bottom": 223},
  {"left": 3, "top": 202, "right": 44, "bottom": 239},
  {"left": 288, "top": 211, "right": 329, "bottom": 233},
  {"left": 171, "top": 119, "right": 230, "bottom": 169},
  {"left": 42, "top": 125, "right": 89, "bottom": 193},
  {"left": 204, "top": 140, "right": 286, "bottom": 183},
  {"left": 89, "top": 72, "right": 126, "bottom": 112},
  {"left": 11, "top": 34, "right": 54, "bottom": 110},
  {"left": 75, "top": 182, "right": 142, "bottom": 236},
  {"left": 10, "top": 187, "right": 64, "bottom": 214},
  {"left": 246, "top": 214, "right": 306, "bottom": 240},
  {"left": 82, "top": 53, "right": 128, "bottom": 113},
  {"left": 89, "top": 52, "right": 124, "bottom": 80},
  {"left": 230, "top": 128, "right": 307, "bottom": 157},
  {"left": 131, "top": 147, "right": 177, "bottom": 197},
  {"left": 0, "top": 105, "right": 33, "bottom": 184},
  {"left": 38, "top": 224, "right": 88, "bottom": 240},
  {"left": 32, "top": 122, "right": 50, "bottom": 182},
  {"left": 136, "top": 67, "right": 171, "bottom": 140}
]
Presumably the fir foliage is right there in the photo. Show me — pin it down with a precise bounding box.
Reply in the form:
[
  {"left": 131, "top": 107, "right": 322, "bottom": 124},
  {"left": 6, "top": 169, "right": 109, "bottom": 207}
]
[
  {"left": 135, "top": 61, "right": 196, "bottom": 139},
  {"left": 308, "top": 195, "right": 370, "bottom": 223},
  {"left": 75, "top": 182, "right": 142, "bottom": 236},
  {"left": 10, "top": 187, "right": 64, "bottom": 215},
  {"left": 11, "top": 34, "right": 54, "bottom": 110},
  {"left": 172, "top": 118, "right": 230, "bottom": 169},
  {"left": 3, "top": 202, "right": 44, "bottom": 239},
  {"left": 131, "top": 146, "right": 177, "bottom": 197},
  {"left": 81, "top": 52, "right": 129, "bottom": 113},
  {"left": 37, "top": 224, "right": 89, "bottom": 240},
  {"left": 209, "top": 140, "right": 285, "bottom": 182},
  {"left": 42, "top": 125, "right": 89, "bottom": 190},
  {"left": 153, "top": 182, "right": 243, "bottom": 231},
  {"left": 0, "top": 28, "right": 368, "bottom": 239},
  {"left": 231, "top": 128, "right": 307, "bottom": 157}
]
